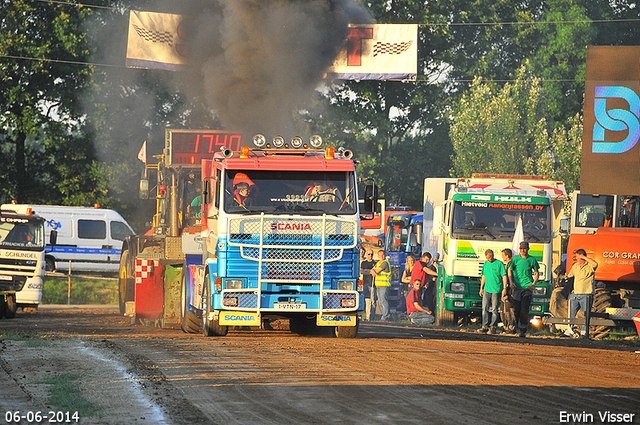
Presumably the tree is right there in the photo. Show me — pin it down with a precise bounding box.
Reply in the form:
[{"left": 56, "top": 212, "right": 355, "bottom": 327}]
[
  {"left": 303, "top": 0, "right": 455, "bottom": 209},
  {"left": 0, "top": 0, "right": 96, "bottom": 202},
  {"left": 450, "top": 66, "right": 581, "bottom": 188}
]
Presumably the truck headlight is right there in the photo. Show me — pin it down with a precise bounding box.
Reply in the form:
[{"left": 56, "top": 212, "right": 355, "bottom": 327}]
[
  {"left": 253, "top": 134, "right": 266, "bottom": 148},
  {"left": 340, "top": 297, "right": 357, "bottom": 308},
  {"left": 225, "top": 279, "right": 243, "bottom": 290},
  {"left": 337, "top": 281, "right": 354, "bottom": 291},
  {"left": 273, "top": 135, "right": 285, "bottom": 148},
  {"left": 291, "top": 136, "right": 303, "bottom": 148},
  {"left": 309, "top": 135, "right": 323, "bottom": 148},
  {"left": 532, "top": 287, "right": 546, "bottom": 296},
  {"left": 451, "top": 282, "right": 465, "bottom": 292},
  {"left": 223, "top": 296, "right": 238, "bottom": 307}
]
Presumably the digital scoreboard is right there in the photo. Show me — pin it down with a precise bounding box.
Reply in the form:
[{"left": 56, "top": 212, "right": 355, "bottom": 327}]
[{"left": 165, "top": 129, "right": 243, "bottom": 167}]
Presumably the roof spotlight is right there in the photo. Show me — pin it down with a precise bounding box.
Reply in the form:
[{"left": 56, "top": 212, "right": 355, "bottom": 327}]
[
  {"left": 291, "top": 136, "right": 303, "bottom": 148},
  {"left": 253, "top": 134, "right": 266, "bottom": 148},
  {"left": 309, "top": 135, "right": 323, "bottom": 148},
  {"left": 272, "top": 136, "right": 285, "bottom": 148}
]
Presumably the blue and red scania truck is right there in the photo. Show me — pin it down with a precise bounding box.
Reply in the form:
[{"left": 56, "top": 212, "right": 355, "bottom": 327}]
[{"left": 119, "top": 129, "right": 371, "bottom": 338}]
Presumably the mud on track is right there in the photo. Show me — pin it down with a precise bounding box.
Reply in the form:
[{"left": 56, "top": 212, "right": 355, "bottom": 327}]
[{"left": 1, "top": 307, "right": 639, "bottom": 425}]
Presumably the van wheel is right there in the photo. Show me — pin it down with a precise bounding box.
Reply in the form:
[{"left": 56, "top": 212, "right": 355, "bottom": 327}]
[
  {"left": 201, "top": 278, "right": 228, "bottom": 337},
  {"left": 45, "top": 257, "right": 56, "bottom": 272},
  {"left": 4, "top": 294, "right": 17, "bottom": 319},
  {"left": 181, "top": 267, "right": 200, "bottom": 334},
  {"left": 118, "top": 248, "right": 134, "bottom": 315}
]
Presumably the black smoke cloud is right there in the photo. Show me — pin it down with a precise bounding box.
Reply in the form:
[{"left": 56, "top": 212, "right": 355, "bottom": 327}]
[{"left": 180, "top": 0, "right": 374, "bottom": 137}]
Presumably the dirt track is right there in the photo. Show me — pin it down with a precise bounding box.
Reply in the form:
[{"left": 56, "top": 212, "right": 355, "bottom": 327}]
[{"left": 1, "top": 307, "right": 639, "bottom": 425}]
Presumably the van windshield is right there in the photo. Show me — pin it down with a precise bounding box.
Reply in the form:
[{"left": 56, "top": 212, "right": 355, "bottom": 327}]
[
  {"left": 223, "top": 170, "right": 357, "bottom": 215},
  {"left": 0, "top": 217, "right": 44, "bottom": 250}
]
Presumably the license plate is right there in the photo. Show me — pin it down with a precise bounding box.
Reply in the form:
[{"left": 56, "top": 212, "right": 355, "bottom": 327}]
[
  {"left": 273, "top": 302, "right": 307, "bottom": 310},
  {"left": 0, "top": 275, "right": 12, "bottom": 281}
]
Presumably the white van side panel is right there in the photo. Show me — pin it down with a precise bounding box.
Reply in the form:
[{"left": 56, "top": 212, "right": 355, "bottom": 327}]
[{"left": 5, "top": 205, "right": 135, "bottom": 273}]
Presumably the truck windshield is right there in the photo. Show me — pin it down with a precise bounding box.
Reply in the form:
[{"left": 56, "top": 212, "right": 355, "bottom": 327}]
[
  {"left": 451, "top": 201, "right": 551, "bottom": 243},
  {"left": 223, "top": 170, "right": 357, "bottom": 215},
  {"left": 385, "top": 222, "right": 409, "bottom": 252},
  {"left": 574, "top": 194, "right": 614, "bottom": 228},
  {"left": 0, "top": 217, "right": 44, "bottom": 250}
]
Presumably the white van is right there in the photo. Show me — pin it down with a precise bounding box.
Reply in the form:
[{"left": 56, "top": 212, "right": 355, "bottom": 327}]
[{"left": 2, "top": 205, "right": 135, "bottom": 274}]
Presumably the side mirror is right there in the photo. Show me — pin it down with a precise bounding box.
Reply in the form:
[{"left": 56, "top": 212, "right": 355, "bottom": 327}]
[
  {"left": 362, "top": 184, "right": 378, "bottom": 213},
  {"left": 415, "top": 223, "right": 423, "bottom": 243},
  {"left": 409, "top": 233, "right": 417, "bottom": 248},
  {"left": 433, "top": 206, "right": 443, "bottom": 236},
  {"left": 203, "top": 180, "right": 212, "bottom": 205},
  {"left": 49, "top": 230, "right": 58, "bottom": 246},
  {"left": 139, "top": 176, "right": 149, "bottom": 200},
  {"left": 559, "top": 217, "right": 569, "bottom": 235}
]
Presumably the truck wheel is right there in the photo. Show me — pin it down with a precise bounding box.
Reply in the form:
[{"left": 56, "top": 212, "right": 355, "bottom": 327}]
[
  {"left": 590, "top": 287, "right": 611, "bottom": 339},
  {"left": 4, "top": 294, "right": 17, "bottom": 319},
  {"left": 201, "top": 280, "right": 228, "bottom": 337},
  {"left": 180, "top": 267, "right": 200, "bottom": 334},
  {"left": 118, "top": 248, "right": 134, "bottom": 315},
  {"left": 436, "top": 290, "right": 455, "bottom": 326},
  {"left": 549, "top": 287, "right": 568, "bottom": 318},
  {"left": 500, "top": 293, "right": 517, "bottom": 333},
  {"left": 335, "top": 318, "right": 359, "bottom": 338}
]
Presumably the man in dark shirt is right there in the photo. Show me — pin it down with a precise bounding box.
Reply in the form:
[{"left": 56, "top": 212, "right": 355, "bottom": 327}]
[{"left": 360, "top": 249, "right": 376, "bottom": 321}]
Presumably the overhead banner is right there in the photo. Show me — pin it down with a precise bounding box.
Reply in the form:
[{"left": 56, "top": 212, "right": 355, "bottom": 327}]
[
  {"left": 126, "top": 10, "right": 189, "bottom": 71},
  {"left": 125, "top": 11, "right": 417, "bottom": 81},
  {"left": 581, "top": 46, "right": 640, "bottom": 195},
  {"left": 325, "top": 24, "right": 418, "bottom": 81}
]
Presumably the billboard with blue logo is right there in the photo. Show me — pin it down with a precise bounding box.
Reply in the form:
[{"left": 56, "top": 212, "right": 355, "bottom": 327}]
[{"left": 581, "top": 46, "right": 640, "bottom": 195}]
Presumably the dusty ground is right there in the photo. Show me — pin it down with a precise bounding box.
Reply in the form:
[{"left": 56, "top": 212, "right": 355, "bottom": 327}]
[{"left": 1, "top": 307, "right": 640, "bottom": 425}]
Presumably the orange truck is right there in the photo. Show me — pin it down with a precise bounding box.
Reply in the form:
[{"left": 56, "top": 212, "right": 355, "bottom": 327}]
[{"left": 564, "top": 191, "right": 640, "bottom": 324}]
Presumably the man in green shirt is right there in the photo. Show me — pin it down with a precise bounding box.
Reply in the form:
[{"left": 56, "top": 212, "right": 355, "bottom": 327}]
[
  {"left": 478, "top": 249, "right": 507, "bottom": 334},
  {"left": 508, "top": 241, "right": 539, "bottom": 337}
]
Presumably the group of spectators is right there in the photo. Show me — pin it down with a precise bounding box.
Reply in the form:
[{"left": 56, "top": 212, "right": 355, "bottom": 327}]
[
  {"left": 360, "top": 242, "right": 598, "bottom": 339},
  {"left": 360, "top": 248, "right": 439, "bottom": 325}
]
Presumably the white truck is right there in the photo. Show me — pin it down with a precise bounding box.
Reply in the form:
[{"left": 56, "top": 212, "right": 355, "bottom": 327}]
[
  {"left": 2, "top": 205, "right": 135, "bottom": 274},
  {"left": 427, "top": 174, "right": 566, "bottom": 325},
  {"left": 0, "top": 205, "right": 47, "bottom": 316}
]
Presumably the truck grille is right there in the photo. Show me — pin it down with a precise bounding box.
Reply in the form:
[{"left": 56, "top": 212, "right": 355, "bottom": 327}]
[
  {"left": 228, "top": 216, "right": 357, "bottom": 284},
  {"left": 0, "top": 258, "right": 38, "bottom": 277}
]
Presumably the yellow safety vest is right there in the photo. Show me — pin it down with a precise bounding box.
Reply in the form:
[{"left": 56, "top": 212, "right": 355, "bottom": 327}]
[{"left": 374, "top": 259, "right": 391, "bottom": 287}]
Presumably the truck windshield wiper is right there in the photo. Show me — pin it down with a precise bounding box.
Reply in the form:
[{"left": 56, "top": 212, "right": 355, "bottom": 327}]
[{"left": 523, "top": 231, "right": 540, "bottom": 242}]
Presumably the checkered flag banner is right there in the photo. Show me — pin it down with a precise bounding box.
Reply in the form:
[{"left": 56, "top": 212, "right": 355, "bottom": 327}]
[
  {"left": 132, "top": 24, "right": 174, "bottom": 47},
  {"left": 373, "top": 40, "right": 413, "bottom": 57},
  {"left": 327, "top": 24, "right": 417, "bottom": 81},
  {"left": 126, "top": 10, "right": 187, "bottom": 71}
]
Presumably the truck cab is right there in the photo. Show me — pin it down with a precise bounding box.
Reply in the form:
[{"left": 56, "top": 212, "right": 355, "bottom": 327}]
[
  {"left": 431, "top": 175, "right": 566, "bottom": 325},
  {"left": 183, "top": 135, "right": 365, "bottom": 338},
  {"left": 565, "top": 191, "right": 640, "bottom": 322},
  {"left": 0, "top": 206, "right": 46, "bottom": 316}
]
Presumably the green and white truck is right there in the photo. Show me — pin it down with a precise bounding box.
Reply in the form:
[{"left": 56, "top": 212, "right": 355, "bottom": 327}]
[{"left": 427, "top": 174, "right": 566, "bottom": 326}]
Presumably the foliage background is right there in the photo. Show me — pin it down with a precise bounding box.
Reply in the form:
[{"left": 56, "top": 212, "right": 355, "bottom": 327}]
[{"left": 1, "top": 0, "right": 638, "bottom": 222}]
